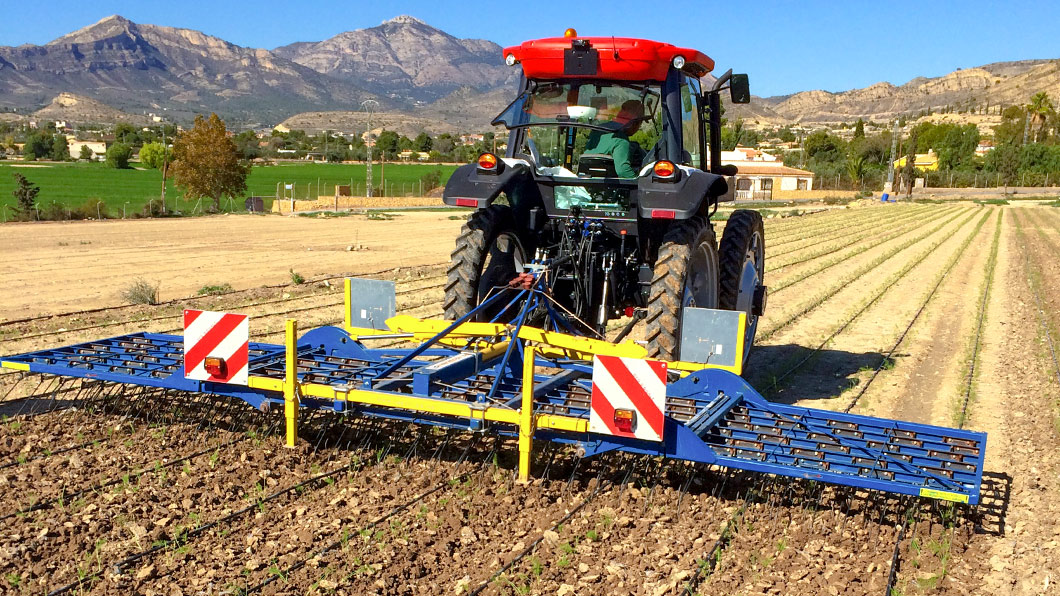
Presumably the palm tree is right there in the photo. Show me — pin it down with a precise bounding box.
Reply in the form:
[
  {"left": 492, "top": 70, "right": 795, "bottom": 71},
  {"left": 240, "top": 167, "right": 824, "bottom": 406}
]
[
  {"left": 846, "top": 155, "right": 866, "bottom": 191},
  {"left": 1026, "top": 92, "right": 1056, "bottom": 143}
]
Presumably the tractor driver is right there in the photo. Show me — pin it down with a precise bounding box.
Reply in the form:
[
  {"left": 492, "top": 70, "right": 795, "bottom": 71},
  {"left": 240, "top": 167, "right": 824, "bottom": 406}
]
[{"left": 583, "top": 99, "right": 646, "bottom": 178}]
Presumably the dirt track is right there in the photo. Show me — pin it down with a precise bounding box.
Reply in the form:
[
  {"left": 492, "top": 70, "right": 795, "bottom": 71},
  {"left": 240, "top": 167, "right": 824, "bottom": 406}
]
[{"left": 1, "top": 203, "right": 1059, "bottom": 595}]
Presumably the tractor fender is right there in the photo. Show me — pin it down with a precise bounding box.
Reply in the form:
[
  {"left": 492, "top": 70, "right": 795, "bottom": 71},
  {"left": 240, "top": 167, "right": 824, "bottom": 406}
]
[
  {"left": 636, "top": 167, "right": 729, "bottom": 219},
  {"left": 442, "top": 159, "right": 535, "bottom": 209}
]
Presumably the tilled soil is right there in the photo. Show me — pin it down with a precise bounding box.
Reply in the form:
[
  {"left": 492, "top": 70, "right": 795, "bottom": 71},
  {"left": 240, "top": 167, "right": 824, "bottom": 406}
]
[{"left": 2, "top": 203, "right": 1059, "bottom": 594}]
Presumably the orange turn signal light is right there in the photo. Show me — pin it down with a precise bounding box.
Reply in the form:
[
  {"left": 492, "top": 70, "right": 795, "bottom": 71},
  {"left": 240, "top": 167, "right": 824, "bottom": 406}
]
[
  {"left": 564, "top": 28, "right": 578, "bottom": 38},
  {"left": 653, "top": 160, "right": 676, "bottom": 178},
  {"left": 204, "top": 356, "right": 227, "bottom": 378},
  {"left": 614, "top": 409, "right": 635, "bottom": 433},
  {"left": 477, "top": 152, "right": 499, "bottom": 170}
]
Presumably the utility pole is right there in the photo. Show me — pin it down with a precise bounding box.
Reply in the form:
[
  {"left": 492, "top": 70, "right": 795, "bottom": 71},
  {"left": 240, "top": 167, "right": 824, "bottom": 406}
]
[
  {"left": 160, "top": 113, "right": 168, "bottom": 214},
  {"left": 884, "top": 119, "right": 899, "bottom": 195},
  {"left": 361, "top": 100, "right": 378, "bottom": 198}
]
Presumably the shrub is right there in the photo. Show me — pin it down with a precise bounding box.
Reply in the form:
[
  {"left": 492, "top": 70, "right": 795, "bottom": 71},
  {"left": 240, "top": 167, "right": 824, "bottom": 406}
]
[
  {"left": 121, "top": 279, "right": 160, "bottom": 305},
  {"left": 106, "top": 143, "right": 133, "bottom": 169}
]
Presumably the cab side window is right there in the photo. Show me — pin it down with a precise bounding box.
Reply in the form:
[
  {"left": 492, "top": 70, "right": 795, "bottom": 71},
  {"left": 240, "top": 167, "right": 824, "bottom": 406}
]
[{"left": 680, "top": 77, "right": 702, "bottom": 166}]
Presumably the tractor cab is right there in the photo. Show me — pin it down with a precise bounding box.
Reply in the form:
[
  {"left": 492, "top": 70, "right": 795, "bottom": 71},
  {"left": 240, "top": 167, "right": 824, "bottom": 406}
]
[{"left": 442, "top": 31, "right": 761, "bottom": 361}]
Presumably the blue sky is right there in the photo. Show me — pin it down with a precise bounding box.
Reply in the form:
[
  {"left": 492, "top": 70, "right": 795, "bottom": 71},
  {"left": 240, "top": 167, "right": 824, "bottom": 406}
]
[{"left": 2, "top": 1, "right": 1057, "bottom": 97}]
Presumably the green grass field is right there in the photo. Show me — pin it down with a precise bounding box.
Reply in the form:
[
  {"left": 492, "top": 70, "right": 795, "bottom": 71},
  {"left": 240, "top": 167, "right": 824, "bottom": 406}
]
[{"left": 0, "top": 161, "right": 460, "bottom": 219}]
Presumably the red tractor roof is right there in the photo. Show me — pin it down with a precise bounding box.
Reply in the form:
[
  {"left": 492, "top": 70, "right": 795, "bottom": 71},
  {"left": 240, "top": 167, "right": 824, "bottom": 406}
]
[{"left": 503, "top": 36, "right": 714, "bottom": 81}]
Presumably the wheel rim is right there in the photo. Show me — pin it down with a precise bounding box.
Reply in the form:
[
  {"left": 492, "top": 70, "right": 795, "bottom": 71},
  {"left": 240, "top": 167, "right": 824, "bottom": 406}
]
[
  {"left": 735, "top": 230, "right": 764, "bottom": 358},
  {"left": 683, "top": 240, "right": 719, "bottom": 309},
  {"left": 477, "top": 231, "right": 526, "bottom": 315}
]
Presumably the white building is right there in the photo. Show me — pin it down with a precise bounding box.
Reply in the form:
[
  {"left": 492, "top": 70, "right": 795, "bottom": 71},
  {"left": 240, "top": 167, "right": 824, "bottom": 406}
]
[{"left": 710, "top": 146, "right": 815, "bottom": 200}]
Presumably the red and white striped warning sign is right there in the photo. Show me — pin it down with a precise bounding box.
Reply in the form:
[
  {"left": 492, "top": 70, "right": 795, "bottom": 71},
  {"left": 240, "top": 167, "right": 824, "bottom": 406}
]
[
  {"left": 589, "top": 355, "right": 668, "bottom": 442},
  {"left": 183, "top": 309, "right": 249, "bottom": 385}
]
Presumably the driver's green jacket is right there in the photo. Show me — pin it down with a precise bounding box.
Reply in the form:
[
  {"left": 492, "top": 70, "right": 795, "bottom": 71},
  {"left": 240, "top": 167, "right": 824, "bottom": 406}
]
[{"left": 584, "top": 131, "right": 638, "bottom": 178}]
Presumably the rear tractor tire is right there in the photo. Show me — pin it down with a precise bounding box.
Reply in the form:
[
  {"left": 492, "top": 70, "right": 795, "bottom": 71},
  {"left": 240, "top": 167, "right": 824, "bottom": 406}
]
[
  {"left": 718, "top": 209, "right": 766, "bottom": 365},
  {"left": 645, "top": 216, "right": 719, "bottom": 361},
  {"left": 443, "top": 205, "right": 528, "bottom": 321}
]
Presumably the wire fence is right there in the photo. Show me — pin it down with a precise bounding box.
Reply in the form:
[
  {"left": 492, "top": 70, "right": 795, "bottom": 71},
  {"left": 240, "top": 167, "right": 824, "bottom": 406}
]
[{"left": 810, "top": 170, "right": 1059, "bottom": 191}]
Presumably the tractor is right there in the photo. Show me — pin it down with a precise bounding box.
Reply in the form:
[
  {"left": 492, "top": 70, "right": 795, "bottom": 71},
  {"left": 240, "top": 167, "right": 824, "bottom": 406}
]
[{"left": 442, "top": 30, "right": 766, "bottom": 362}]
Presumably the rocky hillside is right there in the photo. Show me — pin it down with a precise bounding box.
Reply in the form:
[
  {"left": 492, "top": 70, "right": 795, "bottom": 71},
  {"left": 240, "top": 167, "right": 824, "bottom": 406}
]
[
  {"left": 274, "top": 15, "right": 518, "bottom": 103},
  {"left": 30, "top": 93, "right": 151, "bottom": 125},
  {"left": 758, "top": 59, "right": 1060, "bottom": 124},
  {"left": 0, "top": 15, "right": 378, "bottom": 126}
]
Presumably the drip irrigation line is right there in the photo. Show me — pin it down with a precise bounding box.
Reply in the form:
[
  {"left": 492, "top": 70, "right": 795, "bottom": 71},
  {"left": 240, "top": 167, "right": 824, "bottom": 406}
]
[
  {"left": 843, "top": 209, "right": 992, "bottom": 413},
  {"left": 958, "top": 212, "right": 1003, "bottom": 429},
  {"left": 883, "top": 502, "right": 915, "bottom": 595},
  {"left": 1020, "top": 210, "right": 1060, "bottom": 388},
  {"left": 3, "top": 433, "right": 249, "bottom": 524},
  {"left": 47, "top": 454, "right": 371, "bottom": 596},
  {"left": 761, "top": 208, "right": 980, "bottom": 396},
  {"left": 759, "top": 207, "right": 974, "bottom": 341},
  {"left": 767, "top": 205, "right": 946, "bottom": 271},
  {"left": 244, "top": 436, "right": 491, "bottom": 594},
  {"left": 768, "top": 206, "right": 962, "bottom": 295},
  {"left": 467, "top": 457, "right": 614, "bottom": 596}
]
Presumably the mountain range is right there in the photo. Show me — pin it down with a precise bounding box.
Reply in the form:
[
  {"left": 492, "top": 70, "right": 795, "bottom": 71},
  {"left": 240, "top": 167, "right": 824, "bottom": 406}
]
[{"left": 1, "top": 15, "right": 1058, "bottom": 132}]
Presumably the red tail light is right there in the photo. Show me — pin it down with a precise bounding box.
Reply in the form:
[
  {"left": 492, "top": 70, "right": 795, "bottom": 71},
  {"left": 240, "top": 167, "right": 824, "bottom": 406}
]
[
  {"left": 454, "top": 198, "right": 480, "bottom": 208},
  {"left": 623, "top": 306, "right": 635, "bottom": 318},
  {"left": 614, "top": 409, "right": 635, "bottom": 433},
  {"left": 651, "top": 209, "right": 677, "bottom": 219},
  {"left": 204, "top": 356, "right": 227, "bottom": 378}
]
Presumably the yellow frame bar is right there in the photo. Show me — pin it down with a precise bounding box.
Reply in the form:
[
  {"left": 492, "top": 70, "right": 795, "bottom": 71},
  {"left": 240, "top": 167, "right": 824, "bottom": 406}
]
[
  {"left": 518, "top": 345, "right": 535, "bottom": 482},
  {"left": 284, "top": 319, "right": 299, "bottom": 448},
  {"left": 0, "top": 361, "right": 29, "bottom": 371}
]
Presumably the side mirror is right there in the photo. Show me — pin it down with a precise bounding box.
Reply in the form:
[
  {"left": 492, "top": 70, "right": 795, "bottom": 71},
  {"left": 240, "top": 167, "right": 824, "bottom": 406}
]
[{"left": 729, "top": 74, "right": 751, "bottom": 104}]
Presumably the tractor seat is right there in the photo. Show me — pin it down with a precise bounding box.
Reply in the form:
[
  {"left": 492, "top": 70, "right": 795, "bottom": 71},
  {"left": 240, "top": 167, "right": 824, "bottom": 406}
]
[{"left": 577, "top": 154, "right": 618, "bottom": 178}]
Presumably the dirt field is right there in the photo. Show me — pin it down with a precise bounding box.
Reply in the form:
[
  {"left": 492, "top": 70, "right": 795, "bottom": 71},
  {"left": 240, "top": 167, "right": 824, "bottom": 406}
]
[{"left": 1, "top": 202, "right": 1058, "bottom": 595}]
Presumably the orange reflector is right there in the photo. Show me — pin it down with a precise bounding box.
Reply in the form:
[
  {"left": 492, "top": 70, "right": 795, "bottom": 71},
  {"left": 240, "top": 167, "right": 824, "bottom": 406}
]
[
  {"left": 651, "top": 209, "right": 677, "bottom": 219},
  {"left": 204, "top": 356, "right": 227, "bottom": 378},
  {"left": 653, "top": 160, "right": 676, "bottom": 178},
  {"left": 564, "top": 28, "right": 578, "bottom": 38},
  {"left": 614, "top": 409, "right": 635, "bottom": 433},
  {"left": 477, "top": 152, "right": 499, "bottom": 170}
]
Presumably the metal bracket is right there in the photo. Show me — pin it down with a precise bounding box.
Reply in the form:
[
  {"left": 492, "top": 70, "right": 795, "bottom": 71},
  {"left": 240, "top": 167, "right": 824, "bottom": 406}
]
[
  {"left": 345, "top": 278, "right": 396, "bottom": 331},
  {"left": 679, "top": 307, "right": 745, "bottom": 371}
]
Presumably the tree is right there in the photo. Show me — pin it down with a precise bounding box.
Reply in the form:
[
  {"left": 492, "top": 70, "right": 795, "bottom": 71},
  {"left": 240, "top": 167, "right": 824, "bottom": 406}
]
[
  {"left": 106, "top": 143, "right": 133, "bottom": 168},
  {"left": 375, "top": 130, "right": 399, "bottom": 160},
  {"left": 139, "top": 142, "right": 170, "bottom": 169},
  {"left": 11, "top": 173, "right": 39, "bottom": 219},
  {"left": 22, "top": 132, "right": 53, "bottom": 161},
  {"left": 853, "top": 119, "right": 865, "bottom": 139},
  {"left": 79, "top": 144, "right": 94, "bottom": 161},
  {"left": 50, "top": 135, "right": 69, "bottom": 161},
  {"left": 414, "top": 132, "right": 433, "bottom": 153},
  {"left": 803, "top": 130, "right": 845, "bottom": 164},
  {"left": 113, "top": 122, "right": 139, "bottom": 146},
  {"left": 170, "top": 113, "right": 250, "bottom": 211},
  {"left": 1027, "top": 92, "right": 1056, "bottom": 143},
  {"left": 903, "top": 129, "right": 919, "bottom": 196},
  {"left": 846, "top": 155, "right": 866, "bottom": 190}
]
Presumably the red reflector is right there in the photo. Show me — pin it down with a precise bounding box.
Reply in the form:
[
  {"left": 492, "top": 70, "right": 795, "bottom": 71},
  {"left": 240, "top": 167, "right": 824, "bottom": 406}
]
[
  {"left": 624, "top": 306, "right": 635, "bottom": 318},
  {"left": 614, "top": 409, "right": 635, "bottom": 433},
  {"left": 477, "top": 153, "right": 498, "bottom": 169},
  {"left": 651, "top": 209, "right": 677, "bottom": 219},
  {"left": 653, "top": 160, "right": 676, "bottom": 177},
  {"left": 454, "top": 198, "right": 479, "bottom": 208},
  {"left": 204, "top": 356, "right": 227, "bottom": 378}
]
